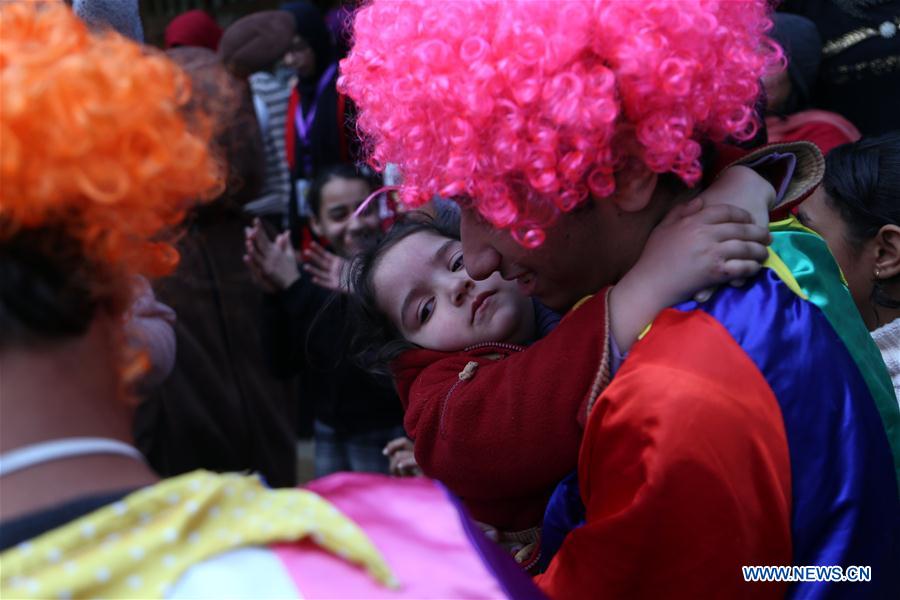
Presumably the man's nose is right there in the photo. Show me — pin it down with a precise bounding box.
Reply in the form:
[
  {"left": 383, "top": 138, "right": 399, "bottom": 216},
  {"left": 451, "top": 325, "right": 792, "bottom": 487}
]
[{"left": 460, "top": 209, "right": 501, "bottom": 281}]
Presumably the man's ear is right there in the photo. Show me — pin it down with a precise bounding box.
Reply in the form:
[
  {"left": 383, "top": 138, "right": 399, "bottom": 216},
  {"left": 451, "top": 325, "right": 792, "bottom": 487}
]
[
  {"left": 610, "top": 164, "right": 658, "bottom": 213},
  {"left": 875, "top": 224, "right": 900, "bottom": 279}
]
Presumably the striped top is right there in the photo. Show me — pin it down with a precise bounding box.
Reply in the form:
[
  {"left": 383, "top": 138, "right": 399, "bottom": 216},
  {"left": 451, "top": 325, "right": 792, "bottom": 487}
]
[{"left": 247, "top": 68, "right": 293, "bottom": 218}]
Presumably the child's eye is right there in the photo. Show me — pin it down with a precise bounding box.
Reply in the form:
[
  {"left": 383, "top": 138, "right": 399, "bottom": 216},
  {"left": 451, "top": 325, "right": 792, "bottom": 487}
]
[
  {"left": 328, "top": 208, "right": 350, "bottom": 222},
  {"left": 451, "top": 254, "right": 464, "bottom": 272},
  {"left": 419, "top": 298, "right": 435, "bottom": 324}
]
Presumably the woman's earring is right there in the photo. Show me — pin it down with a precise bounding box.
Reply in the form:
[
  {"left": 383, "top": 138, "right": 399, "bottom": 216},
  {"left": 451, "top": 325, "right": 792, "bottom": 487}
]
[{"left": 875, "top": 267, "right": 882, "bottom": 280}]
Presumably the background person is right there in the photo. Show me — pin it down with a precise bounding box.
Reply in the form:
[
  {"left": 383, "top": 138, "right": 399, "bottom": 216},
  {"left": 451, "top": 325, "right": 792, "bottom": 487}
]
[
  {"left": 133, "top": 47, "right": 299, "bottom": 488},
  {"left": 281, "top": 1, "right": 361, "bottom": 248},
  {"left": 779, "top": 0, "right": 900, "bottom": 135},
  {"left": 164, "top": 9, "right": 222, "bottom": 52},
  {"left": 245, "top": 164, "right": 405, "bottom": 477},
  {"left": 219, "top": 10, "right": 297, "bottom": 223},
  {"left": 764, "top": 12, "right": 862, "bottom": 153},
  {"left": 798, "top": 131, "right": 900, "bottom": 404}
]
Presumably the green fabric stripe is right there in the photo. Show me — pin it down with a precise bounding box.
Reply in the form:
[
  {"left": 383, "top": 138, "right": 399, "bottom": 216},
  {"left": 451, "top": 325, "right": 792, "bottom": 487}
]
[{"left": 771, "top": 217, "right": 900, "bottom": 491}]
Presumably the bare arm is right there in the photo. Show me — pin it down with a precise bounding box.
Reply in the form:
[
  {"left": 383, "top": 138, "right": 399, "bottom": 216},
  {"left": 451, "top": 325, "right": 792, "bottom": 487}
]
[
  {"left": 609, "top": 167, "right": 775, "bottom": 353},
  {"left": 702, "top": 165, "right": 775, "bottom": 229}
]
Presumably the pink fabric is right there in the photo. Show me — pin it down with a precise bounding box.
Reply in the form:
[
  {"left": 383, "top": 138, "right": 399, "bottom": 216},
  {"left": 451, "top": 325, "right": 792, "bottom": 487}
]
[{"left": 273, "top": 474, "right": 508, "bottom": 598}]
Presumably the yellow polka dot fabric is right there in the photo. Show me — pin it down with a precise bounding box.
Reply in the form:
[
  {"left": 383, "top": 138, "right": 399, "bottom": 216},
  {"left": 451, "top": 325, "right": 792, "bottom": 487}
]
[{"left": 0, "top": 470, "right": 397, "bottom": 599}]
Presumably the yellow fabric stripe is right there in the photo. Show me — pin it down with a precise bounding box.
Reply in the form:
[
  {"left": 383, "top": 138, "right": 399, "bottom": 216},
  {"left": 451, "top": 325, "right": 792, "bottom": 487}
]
[
  {"left": 638, "top": 323, "right": 653, "bottom": 341},
  {"left": 570, "top": 294, "right": 594, "bottom": 313},
  {"left": 771, "top": 215, "right": 816, "bottom": 235},
  {"left": 0, "top": 470, "right": 398, "bottom": 599},
  {"left": 764, "top": 247, "right": 808, "bottom": 300}
]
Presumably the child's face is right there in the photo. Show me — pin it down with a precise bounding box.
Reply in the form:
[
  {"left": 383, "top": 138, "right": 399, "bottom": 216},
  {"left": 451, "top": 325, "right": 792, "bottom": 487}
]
[
  {"left": 310, "top": 176, "right": 381, "bottom": 258},
  {"left": 374, "top": 231, "right": 535, "bottom": 352}
]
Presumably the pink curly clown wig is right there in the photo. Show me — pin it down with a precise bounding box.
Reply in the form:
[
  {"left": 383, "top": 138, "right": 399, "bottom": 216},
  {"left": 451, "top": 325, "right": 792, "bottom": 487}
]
[{"left": 339, "top": 0, "right": 782, "bottom": 247}]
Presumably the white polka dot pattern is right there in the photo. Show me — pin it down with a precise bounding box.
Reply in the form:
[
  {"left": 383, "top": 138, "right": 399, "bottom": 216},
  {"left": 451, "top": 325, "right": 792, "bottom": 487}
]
[{"left": 0, "top": 470, "right": 397, "bottom": 598}]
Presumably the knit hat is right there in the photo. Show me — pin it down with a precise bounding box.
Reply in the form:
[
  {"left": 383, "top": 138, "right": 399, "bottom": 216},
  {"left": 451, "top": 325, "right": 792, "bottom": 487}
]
[
  {"left": 218, "top": 10, "right": 296, "bottom": 78},
  {"left": 769, "top": 13, "right": 823, "bottom": 113},
  {"left": 73, "top": 0, "right": 144, "bottom": 42},
  {"left": 165, "top": 10, "right": 223, "bottom": 51}
]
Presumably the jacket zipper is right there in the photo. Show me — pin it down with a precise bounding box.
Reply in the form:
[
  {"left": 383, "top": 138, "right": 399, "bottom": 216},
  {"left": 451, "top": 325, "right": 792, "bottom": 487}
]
[
  {"left": 439, "top": 341, "right": 526, "bottom": 438},
  {"left": 462, "top": 341, "right": 527, "bottom": 353}
]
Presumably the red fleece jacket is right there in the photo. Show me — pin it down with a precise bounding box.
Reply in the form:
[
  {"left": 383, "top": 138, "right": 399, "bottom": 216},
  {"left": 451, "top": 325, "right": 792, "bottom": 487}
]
[{"left": 392, "top": 291, "right": 611, "bottom": 532}]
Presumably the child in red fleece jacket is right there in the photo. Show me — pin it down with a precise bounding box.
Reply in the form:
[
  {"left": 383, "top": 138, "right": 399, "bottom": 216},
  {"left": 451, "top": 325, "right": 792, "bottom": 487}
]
[{"left": 350, "top": 167, "right": 773, "bottom": 565}]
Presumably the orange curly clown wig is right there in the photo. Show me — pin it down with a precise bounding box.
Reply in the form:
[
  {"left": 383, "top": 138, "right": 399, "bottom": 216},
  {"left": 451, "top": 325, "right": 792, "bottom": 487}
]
[{"left": 0, "top": 1, "right": 223, "bottom": 316}]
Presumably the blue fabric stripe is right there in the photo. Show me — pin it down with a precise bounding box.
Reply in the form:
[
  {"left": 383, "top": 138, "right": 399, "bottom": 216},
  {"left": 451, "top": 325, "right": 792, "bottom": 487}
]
[
  {"left": 675, "top": 270, "right": 900, "bottom": 599},
  {"left": 439, "top": 483, "right": 547, "bottom": 600},
  {"left": 538, "top": 471, "right": 583, "bottom": 572}
]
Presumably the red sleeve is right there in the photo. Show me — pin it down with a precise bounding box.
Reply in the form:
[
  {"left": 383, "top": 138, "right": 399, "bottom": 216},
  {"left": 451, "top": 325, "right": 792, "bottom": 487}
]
[
  {"left": 536, "top": 309, "right": 792, "bottom": 599},
  {"left": 402, "top": 291, "right": 610, "bottom": 528}
]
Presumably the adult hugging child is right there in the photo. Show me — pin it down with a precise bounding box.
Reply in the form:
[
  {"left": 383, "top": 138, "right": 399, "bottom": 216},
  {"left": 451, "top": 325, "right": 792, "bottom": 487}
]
[{"left": 341, "top": 0, "right": 900, "bottom": 597}]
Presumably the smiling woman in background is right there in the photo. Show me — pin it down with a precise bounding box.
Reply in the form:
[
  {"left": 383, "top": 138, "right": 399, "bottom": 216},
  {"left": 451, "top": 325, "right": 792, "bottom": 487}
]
[{"left": 798, "top": 132, "right": 900, "bottom": 404}]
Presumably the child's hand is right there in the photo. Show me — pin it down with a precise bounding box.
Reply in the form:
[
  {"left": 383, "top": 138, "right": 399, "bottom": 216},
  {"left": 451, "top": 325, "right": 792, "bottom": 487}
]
[
  {"left": 243, "top": 219, "right": 301, "bottom": 293},
  {"left": 383, "top": 437, "right": 422, "bottom": 477},
  {"left": 609, "top": 198, "right": 769, "bottom": 353},
  {"left": 691, "top": 166, "right": 774, "bottom": 297},
  {"left": 635, "top": 197, "right": 771, "bottom": 305},
  {"left": 302, "top": 242, "right": 350, "bottom": 294}
]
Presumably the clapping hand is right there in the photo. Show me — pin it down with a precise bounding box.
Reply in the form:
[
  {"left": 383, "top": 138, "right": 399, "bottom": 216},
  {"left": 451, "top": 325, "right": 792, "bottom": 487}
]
[
  {"left": 302, "top": 242, "right": 350, "bottom": 294},
  {"left": 243, "top": 218, "right": 301, "bottom": 293}
]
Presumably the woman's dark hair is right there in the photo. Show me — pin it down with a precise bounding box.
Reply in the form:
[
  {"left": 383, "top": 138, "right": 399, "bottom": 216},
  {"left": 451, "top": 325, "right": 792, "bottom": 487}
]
[
  {"left": 0, "top": 223, "right": 105, "bottom": 347},
  {"left": 280, "top": 1, "right": 336, "bottom": 79},
  {"left": 824, "top": 131, "right": 900, "bottom": 309},
  {"left": 349, "top": 209, "right": 460, "bottom": 374},
  {"left": 308, "top": 163, "right": 381, "bottom": 218}
]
